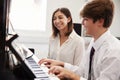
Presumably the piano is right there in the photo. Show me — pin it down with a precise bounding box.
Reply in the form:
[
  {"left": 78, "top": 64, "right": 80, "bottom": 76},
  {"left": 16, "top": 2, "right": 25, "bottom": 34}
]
[{"left": 6, "top": 34, "right": 59, "bottom": 80}]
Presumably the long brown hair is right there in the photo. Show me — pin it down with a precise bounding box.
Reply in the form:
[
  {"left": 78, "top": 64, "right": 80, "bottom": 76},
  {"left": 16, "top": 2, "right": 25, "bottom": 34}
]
[{"left": 52, "top": 7, "right": 73, "bottom": 38}]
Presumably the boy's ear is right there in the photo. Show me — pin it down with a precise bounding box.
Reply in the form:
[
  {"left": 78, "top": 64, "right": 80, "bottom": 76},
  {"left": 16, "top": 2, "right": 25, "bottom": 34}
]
[{"left": 98, "top": 18, "right": 104, "bottom": 27}]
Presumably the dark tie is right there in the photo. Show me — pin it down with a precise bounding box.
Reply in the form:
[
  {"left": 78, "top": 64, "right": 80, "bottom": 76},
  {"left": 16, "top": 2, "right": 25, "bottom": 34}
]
[{"left": 88, "top": 47, "right": 95, "bottom": 80}]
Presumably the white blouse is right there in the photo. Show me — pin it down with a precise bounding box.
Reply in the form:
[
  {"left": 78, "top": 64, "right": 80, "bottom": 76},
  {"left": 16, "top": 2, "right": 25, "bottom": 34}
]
[{"left": 48, "top": 30, "right": 85, "bottom": 73}]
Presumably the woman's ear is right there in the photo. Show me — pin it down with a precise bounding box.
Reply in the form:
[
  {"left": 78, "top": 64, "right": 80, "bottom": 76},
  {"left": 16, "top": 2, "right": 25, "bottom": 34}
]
[{"left": 67, "top": 17, "right": 71, "bottom": 23}]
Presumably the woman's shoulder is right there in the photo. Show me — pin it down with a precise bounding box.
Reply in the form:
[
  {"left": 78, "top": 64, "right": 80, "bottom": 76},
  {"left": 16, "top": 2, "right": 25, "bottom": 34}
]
[
  {"left": 69, "top": 30, "right": 85, "bottom": 44},
  {"left": 71, "top": 30, "right": 84, "bottom": 40},
  {"left": 49, "top": 35, "right": 59, "bottom": 41}
]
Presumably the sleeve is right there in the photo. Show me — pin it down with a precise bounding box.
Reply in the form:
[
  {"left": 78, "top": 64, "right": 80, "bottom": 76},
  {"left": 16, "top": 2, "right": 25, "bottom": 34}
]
[
  {"left": 74, "top": 57, "right": 120, "bottom": 80},
  {"left": 47, "top": 42, "right": 50, "bottom": 59},
  {"left": 74, "top": 37, "right": 85, "bottom": 66},
  {"left": 80, "top": 77, "right": 87, "bottom": 80},
  {"left": 64, "top": 37, "right": 85, "bottom": 75},
  {"left": 96, "top": 56, "right": 120, "bottom": 80},
  {"left": 47, "top": 37, "right": 52, "bottom": 59}
]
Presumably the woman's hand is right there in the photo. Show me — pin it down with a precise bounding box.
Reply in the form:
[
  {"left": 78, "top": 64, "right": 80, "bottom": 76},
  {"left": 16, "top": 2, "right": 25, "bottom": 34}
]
[{"left": 38, "top": 58, "right": 64, "bottom": 68}]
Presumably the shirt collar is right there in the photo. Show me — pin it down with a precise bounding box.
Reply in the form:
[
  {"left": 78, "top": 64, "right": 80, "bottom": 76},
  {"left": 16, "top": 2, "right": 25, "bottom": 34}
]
[
  {"left": 92, "top": 30, "right": 111, "bottom": 51},
  {"left": 69, "top": 30, "right": 76, "bottom": 39},
  {"left": 50, "top": 30, "right": 76, "bottom": 40}
]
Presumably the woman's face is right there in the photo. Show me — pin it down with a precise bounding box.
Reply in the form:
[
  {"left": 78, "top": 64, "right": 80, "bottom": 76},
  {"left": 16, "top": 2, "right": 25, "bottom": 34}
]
[{"left": 53, "top": 11, "right": 71, "bottom": 31}]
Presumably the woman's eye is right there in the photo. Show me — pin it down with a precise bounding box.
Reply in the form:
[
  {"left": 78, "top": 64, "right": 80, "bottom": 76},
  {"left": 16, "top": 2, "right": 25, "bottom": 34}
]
[{"left": 53, "top": 17, "right": 56, "bottom": 20}]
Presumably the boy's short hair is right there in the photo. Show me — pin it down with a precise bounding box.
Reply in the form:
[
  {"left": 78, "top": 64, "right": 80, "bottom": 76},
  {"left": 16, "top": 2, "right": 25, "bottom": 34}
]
[{"left": 80, "top": 0, "right": 114, "bottom": 28}]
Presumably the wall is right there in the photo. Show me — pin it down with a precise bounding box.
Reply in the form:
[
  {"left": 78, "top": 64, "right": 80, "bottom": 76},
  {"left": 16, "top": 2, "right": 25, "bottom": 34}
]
[
  {"left": 18, "top": 0, "right": 120, "bottom": 59},
  {"left": 46, "top": 0, "right": 85, "bottom": 27},
  {"left": 110, "top": 0, "right": 120, "bottom": 37},
  {"left": 18, "top": 0, "right": 85, "bottom": 59}
]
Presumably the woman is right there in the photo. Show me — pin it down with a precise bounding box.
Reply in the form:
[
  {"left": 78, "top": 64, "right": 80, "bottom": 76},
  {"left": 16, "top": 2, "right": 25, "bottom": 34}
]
[{"left": 39, "top": 7, "right": 85, "bottom": 74}]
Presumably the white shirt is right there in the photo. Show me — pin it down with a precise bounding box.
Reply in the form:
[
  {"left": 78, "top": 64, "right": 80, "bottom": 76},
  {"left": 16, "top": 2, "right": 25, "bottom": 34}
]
[
  {"left": 79, "top": 30, "right": 120, "bottom": 80},
  {"left": 48, "top": 30, "right": 85, "bottom": 73}
]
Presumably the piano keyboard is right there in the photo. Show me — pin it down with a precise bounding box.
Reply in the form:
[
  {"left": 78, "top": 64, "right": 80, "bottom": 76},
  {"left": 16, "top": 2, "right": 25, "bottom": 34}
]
[
  {"left": 26, "top": 57, "right": 49, "bottom": 78},
  {"left": 25, "top": 55, "right": 60, "bottom": 80}
]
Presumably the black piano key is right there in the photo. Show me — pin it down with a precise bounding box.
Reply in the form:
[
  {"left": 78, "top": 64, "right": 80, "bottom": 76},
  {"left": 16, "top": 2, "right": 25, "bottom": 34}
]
[
  {"left": 35, "top": 77, "right": 50, "bottom": 80},
  {"left": 34, "top": 70, "right": 43, "bottom": 72},
  {"left": 34, "top": 72, "right": 45, "bottom": 74},
  {"left": 35, "top": 73, "right": 49, "bottom": 78},
  {"left": 26, "top": 56, "right": 50, "bottom": 79}
]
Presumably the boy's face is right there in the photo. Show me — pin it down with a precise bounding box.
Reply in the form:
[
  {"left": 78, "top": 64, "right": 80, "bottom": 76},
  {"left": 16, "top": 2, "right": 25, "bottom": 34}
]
[{"left": 81, "top": 17, "right": 98, "bottom": 36}]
